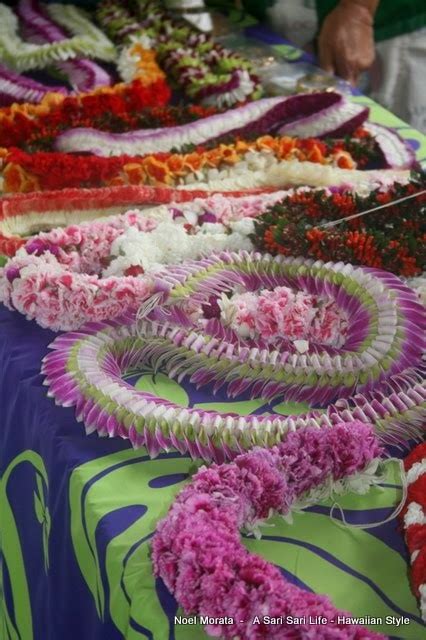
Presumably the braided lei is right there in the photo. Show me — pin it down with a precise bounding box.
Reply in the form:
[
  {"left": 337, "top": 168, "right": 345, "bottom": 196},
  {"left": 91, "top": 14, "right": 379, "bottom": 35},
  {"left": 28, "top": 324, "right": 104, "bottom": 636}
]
[
  {"left": 0, "top": 183, "right": 257, "bottom": 257},
  {"left": 253, "top": 176, "right": 426, "bottom": 277},
  {"left": 54, "top": 91, "right": 369, "bottom": 156},
  {"left": 0, "top": 62, "right": 67, "bottom": 107},
  {"left": 1, "top": 140, "right": 411, "bottom": 195},
  {"left": 52, "top": 86, "right": 414, "bottom": 171}
]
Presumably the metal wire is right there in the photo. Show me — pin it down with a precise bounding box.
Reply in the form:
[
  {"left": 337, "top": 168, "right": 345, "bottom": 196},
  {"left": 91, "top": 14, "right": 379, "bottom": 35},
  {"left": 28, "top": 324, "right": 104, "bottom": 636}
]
[{"left": 317, "top": 189, "right": 426, "bottom": 230}]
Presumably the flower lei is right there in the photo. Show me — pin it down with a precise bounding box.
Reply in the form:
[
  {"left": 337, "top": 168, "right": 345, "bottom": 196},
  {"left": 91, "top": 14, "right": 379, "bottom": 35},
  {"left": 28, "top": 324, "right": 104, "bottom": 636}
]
[
  {"left": 253, "top": 177, "right": 426, "bottom": 277},
  {"left": 182, "top": 160, "right": 409, "bottom": 195},
  {"left": 39, "top": 253, "right": 425, "bottom": 460},
  {"left": 152, "top": 422, "right": 385, "bottom": 640},
  {"left": 1, "top": 212, "right": 155, "bottom": 330},
  {"left": 401, "top": 442, "right": 426, "bottom": 623},
  {"left": 54, "top": 91, "right": 368, "bottom": 157},
  {"left": 0, "top": 3, "right": 116, "bottom": 73},
  {"left": 104, "top": 217, "right": 254, "bottom": 277},
  {"left": 0, "top": 101, "right": 216, "bottom": 152},
  {"left": 1, "top": 135, "right": 365, "bottom": 194},
  {"left": 0, "top": 183, "right": 245, "bottom": 257},
  {"left": 97, "top": 0, "right": 262, "bottom": 106},
  {"left": 16, "top": 0, "right": 112, "bottom": 93},
  {"left": 0, "top": 192, "right": 277, "bottom": 326},
  {"left": 217, "top": 287, "right": 348, "bottom": 348},
  {"left": 0, "top": 77, "right": 171, "bottom": 156},
  {"left": 138, "top": 251, "right": 425, "bottom": 406}
]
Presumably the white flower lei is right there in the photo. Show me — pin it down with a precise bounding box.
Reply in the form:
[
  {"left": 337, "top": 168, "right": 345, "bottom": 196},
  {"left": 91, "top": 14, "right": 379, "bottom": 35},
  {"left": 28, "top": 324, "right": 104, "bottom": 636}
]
[
  {"left": 179, "top": 158, "right": 411, "bottom": 194},
  {"left": 104, "top": 213, "right": 255, "bottom": 276}
]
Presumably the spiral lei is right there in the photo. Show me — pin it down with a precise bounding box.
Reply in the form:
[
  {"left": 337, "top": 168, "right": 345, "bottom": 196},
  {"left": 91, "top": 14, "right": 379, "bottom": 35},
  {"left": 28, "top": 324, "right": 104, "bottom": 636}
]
[{"left": 40, "top": 253, "right": 426, "bottom": 462}]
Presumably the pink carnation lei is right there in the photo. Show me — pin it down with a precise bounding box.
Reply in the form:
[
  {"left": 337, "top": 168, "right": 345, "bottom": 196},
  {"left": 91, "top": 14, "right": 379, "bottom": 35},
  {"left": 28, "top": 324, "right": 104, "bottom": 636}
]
[
  {"left": 219, "top": 287, "right": 347, "bottom": 347},
  {"left": 0, "top": 211, "right": 154, "bottom": 330},
  {"left": 153, "top": 422, "right": 385, "bottom": 639}
]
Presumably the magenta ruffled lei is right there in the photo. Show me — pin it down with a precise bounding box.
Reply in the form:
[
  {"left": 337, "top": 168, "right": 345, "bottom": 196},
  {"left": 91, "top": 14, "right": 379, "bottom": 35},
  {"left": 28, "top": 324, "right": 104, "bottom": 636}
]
[{"left": 152, "top": 422, "right": 384, "bottom": 639}]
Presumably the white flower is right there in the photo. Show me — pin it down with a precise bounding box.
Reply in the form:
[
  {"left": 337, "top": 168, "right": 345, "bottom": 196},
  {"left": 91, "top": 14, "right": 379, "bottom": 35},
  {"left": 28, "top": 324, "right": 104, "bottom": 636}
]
[
  {"left": 294, "top": 339, "right": 309, "bottom": 354},
  {"left": 198, "top": 223, "right": 227, "bottom": 235},
  {"left": 406, "top": 459, "right": 426, "bottom": 484},
  {"left": 407, "top": 276, "right": 426, "bottom": 306},
  {"left": 404, "top": 502, "right": 426, "bottom": 527},
  {"left": 229, "top": 217, "right": 255, "bottom": 236},
  {"left": 104, "top": 216, "right": 253, "bottom": 277},
  {"left": 218, "top": 293, "right": 237, "bottom": 325}
]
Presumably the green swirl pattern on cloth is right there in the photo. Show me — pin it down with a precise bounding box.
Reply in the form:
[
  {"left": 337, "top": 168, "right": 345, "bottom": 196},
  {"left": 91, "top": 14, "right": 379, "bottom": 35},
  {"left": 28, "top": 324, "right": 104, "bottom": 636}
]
[
  {"left": 68, "top": 373, "right": 424, "bottom": 640},
  {"left": 0, "top": 451, "right": 50, "bottom": 640}
]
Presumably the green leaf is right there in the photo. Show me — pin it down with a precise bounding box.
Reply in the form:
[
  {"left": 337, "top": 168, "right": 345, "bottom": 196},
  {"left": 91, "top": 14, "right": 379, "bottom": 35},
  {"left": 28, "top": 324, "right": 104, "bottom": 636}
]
[
  {"left": 43, "top": 529, "right": 49, "bottom": 572},
  {"left": 134, "top": 373, "right": 189, "bottom": 407}
]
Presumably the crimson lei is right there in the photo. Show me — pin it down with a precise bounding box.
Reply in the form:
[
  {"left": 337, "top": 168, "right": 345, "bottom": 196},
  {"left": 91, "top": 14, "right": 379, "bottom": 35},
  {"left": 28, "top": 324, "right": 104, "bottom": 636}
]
[{"left": 252, "top": 176, "right": 426, "bottom": 277}]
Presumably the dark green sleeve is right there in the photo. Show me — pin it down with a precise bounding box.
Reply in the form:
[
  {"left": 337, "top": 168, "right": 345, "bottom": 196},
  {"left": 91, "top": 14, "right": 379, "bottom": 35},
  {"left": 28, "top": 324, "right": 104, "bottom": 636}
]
[
  {"left": 316, "top": 0, "right": 426, "bottom": 42},
  {"left": 206, "top": 0, "right": 274, "bottom": 22},
  {"left": 241, "top": 0, "right": 275, "bottom": 22}
]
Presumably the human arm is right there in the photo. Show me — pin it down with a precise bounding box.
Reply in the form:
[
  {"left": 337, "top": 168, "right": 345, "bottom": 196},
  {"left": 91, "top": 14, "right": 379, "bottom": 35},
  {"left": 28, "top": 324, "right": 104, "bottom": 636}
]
[{"left": 318, "top": 0, "right": 379, "bottom": 85}]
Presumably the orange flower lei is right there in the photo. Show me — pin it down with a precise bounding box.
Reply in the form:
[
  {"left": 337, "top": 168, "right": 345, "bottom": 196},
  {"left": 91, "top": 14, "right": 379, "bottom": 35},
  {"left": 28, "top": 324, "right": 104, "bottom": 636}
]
[{"left": 1, "top": 135, "right": 356, "bottom": 193}]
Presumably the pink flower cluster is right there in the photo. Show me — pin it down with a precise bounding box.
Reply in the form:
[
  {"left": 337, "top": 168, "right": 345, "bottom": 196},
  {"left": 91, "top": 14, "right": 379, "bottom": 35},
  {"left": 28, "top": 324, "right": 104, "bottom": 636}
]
[
  {"left": 152, "top": 422, "right": 384, "bottom": 639},
  {"left": 25, "top": 210, "right": 157, "bottom": 273},
  {"left": 0, "top": 211, "right": 156, "bottom": 330},
  {"left": 188, "top": 191, "right": 290, "bottom": 224},
  {"left": 220, "top": 286, "right": 348, "bottom": 347}
]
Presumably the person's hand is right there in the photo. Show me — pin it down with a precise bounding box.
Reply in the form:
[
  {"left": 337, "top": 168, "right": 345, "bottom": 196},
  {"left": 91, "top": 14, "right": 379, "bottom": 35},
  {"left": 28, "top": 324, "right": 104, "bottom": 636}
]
[{"left": 318, "top": 0, "right": 377, "bottom": 85}]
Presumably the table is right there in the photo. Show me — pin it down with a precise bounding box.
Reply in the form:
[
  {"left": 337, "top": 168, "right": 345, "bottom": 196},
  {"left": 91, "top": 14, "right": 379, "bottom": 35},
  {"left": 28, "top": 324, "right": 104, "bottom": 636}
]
[
  {"left": 1, "top": 302, "right": 425, "bottom": 640},
  {"left": 1, "top": 17, "right": 426, "bottom": 640}
]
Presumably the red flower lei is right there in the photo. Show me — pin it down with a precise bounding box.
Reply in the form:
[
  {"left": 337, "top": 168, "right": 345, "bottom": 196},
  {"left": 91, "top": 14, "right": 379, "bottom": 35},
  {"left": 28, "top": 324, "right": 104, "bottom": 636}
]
[
  {"left": 253, "top": 178, "right": 426, "bottom": 277},
  {"left": 401, "top": 442, "right": 426, "bottom": 622},
  {"left": 0, "top": 92, "right": 215, "bottom": 151}
]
